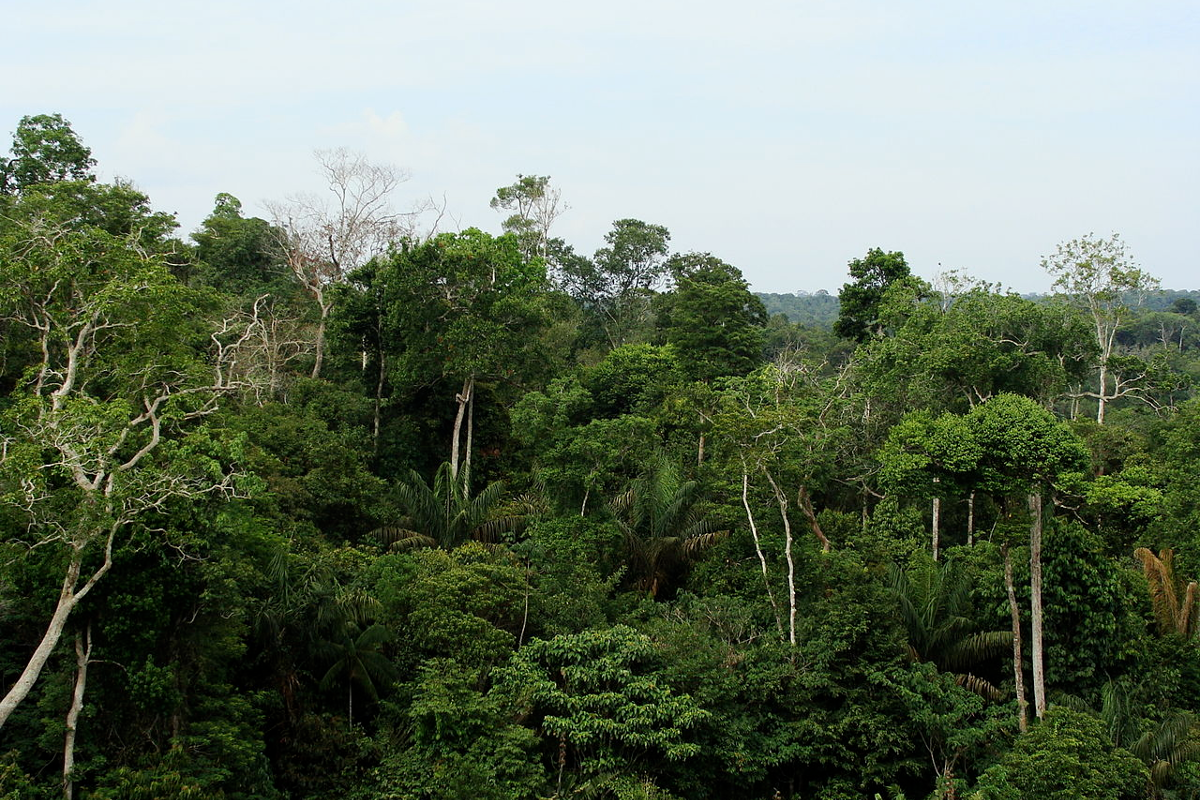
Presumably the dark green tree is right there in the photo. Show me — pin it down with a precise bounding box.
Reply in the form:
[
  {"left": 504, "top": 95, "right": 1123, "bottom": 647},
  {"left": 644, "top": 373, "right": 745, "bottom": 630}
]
[
  {"left": 834, "top": 247, "right": 911, "bottom": 342},
  {"left": 1, "top": 113, "right": 95, "bottom": 194},
  {"left": 656, "top": 253, "right": 767, "bottom": 382}
]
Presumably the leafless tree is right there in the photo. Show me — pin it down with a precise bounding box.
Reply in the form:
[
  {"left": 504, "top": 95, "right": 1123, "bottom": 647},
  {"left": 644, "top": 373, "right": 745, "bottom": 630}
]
[{"left": 268, "top": 148, "right": 416, "bottom": 378}]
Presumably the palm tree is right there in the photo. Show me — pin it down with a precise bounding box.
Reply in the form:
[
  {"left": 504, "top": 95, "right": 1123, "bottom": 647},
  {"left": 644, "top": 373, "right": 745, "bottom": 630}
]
[
  {"left": 318, "top": 620, "right": 397, "bottom": 730},
  {"left": 888, "top": 556, "right": 1009, "bottom": 699},
  {"left": 1061, "top": 678, "right": 1200, "bottom": 798},
  {"left": 609, "top": 455, "right": 727, "bottom": 598},
  {"left": 373, "top": 461, "right": 525, "bottom": 550},
  {"left": 1134, "top": 547, "right": 1199, "bottom": 638}
]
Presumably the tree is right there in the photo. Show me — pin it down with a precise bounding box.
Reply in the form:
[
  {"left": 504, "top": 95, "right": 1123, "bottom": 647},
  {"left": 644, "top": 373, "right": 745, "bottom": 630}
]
[
  {"left": 1042, "top": 233, "right": 1160, "bottom": 424},
  {"left": 656, "top": 253, "right": 767, "bottom": 382},
  {"left": 373, "top": 462, "right": 520, "bottom": 551},
  {"left": 562, "top": 219, "right": 672, "bottom": 349},
  {"left": 374, "top": 229, "right": 551, "bottom": 484},
  {"left": 887, "top": 556, "right": 1008, "bottom": 699},
  {"left": 318, "top": 621, "right": 396, "bottom": 729},
  {"left": 0, "top": 190, "right": 252, "bottom": 730},
  {"left": 269, "top": 148, "right": 413, "bottom": 378},
  {"left": 490, "top": 174, "right": 566, "bottom": 263},
  {"left": 1135, "top": 548, "right": 1199, "bottom": 639},
  {"left": 608, "top": 455, "right": 727, "bottom": 598},
  {"left": 972, "top": 706, "right": 1148, "bottom": 799},
  {"left": 968, "top": 394, "right": 1090, "bottom": 720},
  {"left": 496, "top": 626, "right": 706, "bottom": 794},
  {"left": 191, "top": 193, "right": 288, "bottom": 297},
  {"left": 834, "top": 247, "right": 912, "bottom": 343},
  {"left": 1, "top": 113, "right": 95, "bottom": 194}
]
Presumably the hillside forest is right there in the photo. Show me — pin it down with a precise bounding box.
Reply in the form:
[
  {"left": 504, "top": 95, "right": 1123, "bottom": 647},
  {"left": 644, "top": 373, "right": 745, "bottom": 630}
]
[{"left": 4, "top": 113, "right": 1200, "bottom": 800}]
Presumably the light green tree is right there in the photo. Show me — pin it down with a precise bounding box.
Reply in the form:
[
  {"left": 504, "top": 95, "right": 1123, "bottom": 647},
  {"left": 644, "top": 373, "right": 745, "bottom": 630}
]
[{"left": 1042, "top": 233, "right": 1160, "bottom": 424}]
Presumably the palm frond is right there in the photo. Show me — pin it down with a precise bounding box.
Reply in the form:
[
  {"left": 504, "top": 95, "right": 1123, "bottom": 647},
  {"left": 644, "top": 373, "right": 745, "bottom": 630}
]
[{"left": 955, "top": 672, "right": 1004, "bottom": 702}]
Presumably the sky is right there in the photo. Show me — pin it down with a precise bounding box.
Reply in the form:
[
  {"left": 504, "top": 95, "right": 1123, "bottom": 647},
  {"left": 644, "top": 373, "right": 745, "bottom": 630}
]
[{"left": 3, "top": 0, "right": 1198, "bottom": 293}]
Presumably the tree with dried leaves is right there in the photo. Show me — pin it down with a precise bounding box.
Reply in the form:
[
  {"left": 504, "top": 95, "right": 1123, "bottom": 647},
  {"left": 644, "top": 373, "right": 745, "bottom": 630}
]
[
  {"left": 490, "top": 174, "right": 566, "bottom": 263},
  {"left": 1134, "top": 548, "right": 1198, "bottom": 639},
  {"left": 269, "top": 148, "right": 414, "bottom": 378}
]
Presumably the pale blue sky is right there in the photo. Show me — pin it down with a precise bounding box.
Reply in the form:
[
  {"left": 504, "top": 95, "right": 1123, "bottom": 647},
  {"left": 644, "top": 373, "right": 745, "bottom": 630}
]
[{"left": 4, "top": 0, "right": 1197, "bottom": 292}]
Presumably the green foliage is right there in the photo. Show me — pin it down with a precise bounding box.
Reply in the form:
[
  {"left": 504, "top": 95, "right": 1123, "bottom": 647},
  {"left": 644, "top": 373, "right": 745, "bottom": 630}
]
[
  {"left": 656, "top": 253, "right": 767, "bottom": 382},
  {"left": 834, "top": 247, "right": 911, "bottom": 342},
  {"left": 497, "top": 626, "right": 707, "bottom": 782},
  {"left": 609, "top": 454, "right": 728, "bottom": 598},
  {"left": 369, "top": 545, "right": 526, "bottom": 669},
  {"left": 1, "top": 113, "right": 95, "bottom": 193},
  {"left": 376, "top": 462, "right": 514, "bottom": 550},
  {"left": 972, "top": 706, "right": 1148, "bottom": 800},
  {"left": 1039, "top": 522, "right": 1144, "bottom": 698}
]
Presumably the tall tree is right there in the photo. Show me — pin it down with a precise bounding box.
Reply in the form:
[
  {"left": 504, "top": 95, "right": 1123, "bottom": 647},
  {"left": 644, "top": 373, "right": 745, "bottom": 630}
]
[
  {"left": 269, "top": 148, "right": 412, "bottom": 378},
  {"left": 656, "top": 253, "right": 767, "bottom": 382},
  {"left": 834, "top": 247, "right": 912, "bottom": 342},
  {"left": 1042, "top": 233, "right": 1159, "bottom": 424},
  {"left": 561, "top": 219, "right": 671, "bottom": 349},
  {"left": 490, "top": 174, "right": 566, "bottom": 263},
  {"left": 374, "top": 229, "right": 551, "bottom": 484},
  {"left": 0, "top": 113, "right": 95, "bottom": 194},
  {"left": 968, "top": 394, "right": 1089, "bottom": 720},
  {"left": 0, "top": 187, "right": 252, "bottom": 729}
]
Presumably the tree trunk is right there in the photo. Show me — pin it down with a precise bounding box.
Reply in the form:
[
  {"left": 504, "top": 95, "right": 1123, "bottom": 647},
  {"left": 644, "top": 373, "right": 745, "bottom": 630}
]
[
  {"left": 63, "top": 625, "right": 92, "bottom": 800},
  {"left": 0, "top": 534, "right": 112, "bottom": 730},
  {"left": 464, "top": 380, "right": 475, "bottom": 492},
  {"left": 966, "top": 492, "right": 975, "bottom": 547},
  {"left": 742, "top": 471, "right": 784, "bottom": 640},
  {"left": 449, "top": 374, "right": 474, "bottom": 481},
  {"left": 931, "top": 490, "right": 941, "bottom": 561},
  {"left": 1003, "top": 544, "right": 1029, "bottom": 733},
  {"left": 1096, "top": 361, "right": 1108, "bottom": 424},
  {"left": 311, "top": 293, "right": 331, "bottom": 379},
  {"left": 372, "top": 322, "right": 386, "bottom": 451},
  {"left": 1028, "top": 491, "right": 1046, "bottom": 719},
  {"left": 797, "top": 485, "right": 831, "bottom": 553},
  {"left": 764, "top": 470, "right": 797, "bottom": 645}
]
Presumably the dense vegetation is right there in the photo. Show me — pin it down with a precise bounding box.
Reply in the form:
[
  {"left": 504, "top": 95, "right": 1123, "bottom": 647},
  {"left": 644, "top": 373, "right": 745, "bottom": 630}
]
[{"left": 3, "top": 114, "right": 1200, "bottom": 800}]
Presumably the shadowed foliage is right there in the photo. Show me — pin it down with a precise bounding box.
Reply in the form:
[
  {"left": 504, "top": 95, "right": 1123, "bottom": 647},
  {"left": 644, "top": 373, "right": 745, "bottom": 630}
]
[
  {"left": 888, "top": 556, "right": 1009, "bottom": 700},
  {"left": 609, "top": 455, "right": 728, "bottom": 598}
]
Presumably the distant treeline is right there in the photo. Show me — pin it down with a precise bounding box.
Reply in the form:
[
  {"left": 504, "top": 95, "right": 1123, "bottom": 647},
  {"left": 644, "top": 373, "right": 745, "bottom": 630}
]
[
  {"left": 759, "top": 288, "right": 1200, "bottom": 329},
  {"left": 756, "top": 291, "right": 840, "bottom": 328}
]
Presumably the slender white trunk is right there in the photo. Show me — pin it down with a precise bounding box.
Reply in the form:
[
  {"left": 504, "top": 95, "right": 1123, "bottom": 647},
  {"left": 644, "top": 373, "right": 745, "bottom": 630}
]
[
  {"left": 1096, "top": 361, "right": 1108, "bottom": 424},
  {"left": 967, "top": 492, "right": 976, "bottom": 547},
  {"left": 764, "top": 470, "right": 796, "bottom": 646},
  {"left": 464, "top": 381, "right": 474, "bottom": 492},
  {"left": 931, "top": 491, "right": 941, "bottom": 562},
  {"left": 1029, "top": 491, "right": 1046, "bottom": 719},
  {"left": 449, "top": 375, "right": 474, "bottom": 481},
  {"left": 0, "top": 529, "right": 113, "bottom": 730},
  {"left": 742, "top": 471, "right": 784, "bottom": 639},
  {"left": 63, "top": 625, "right": 92, "bottom": 800},
  {"left": 1003, "top": 544, "right": 1028, "bottom": 733},
  {"left": 311, "top": 294, "right": 331, "bottom": 379}
]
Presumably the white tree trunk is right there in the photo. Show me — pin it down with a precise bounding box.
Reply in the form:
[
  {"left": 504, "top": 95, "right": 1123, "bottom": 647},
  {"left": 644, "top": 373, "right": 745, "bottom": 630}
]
[
  {"left": 1003, "top": 544, "right": 1029, "bottom": 733},
  {"left": 764, "top": 470, "right": 797, "bottom": 645},
  {"left": 742, "top": 471, "right": 784, "bottom": 639},
  {"left": 0, "top": 533, "right": 112, "bottom": 730},
  {"left": 1028, "top": 491, "right": 1046, "bottom": 719},
  {"left": 449, "top": 375, "right": 474, "bottom": 481},
  {"left": 63, "top": 625, "right": 92, "bottom": 800},
  {"left": 310, "top": 290, "right": 331, "bottom": 379}
]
